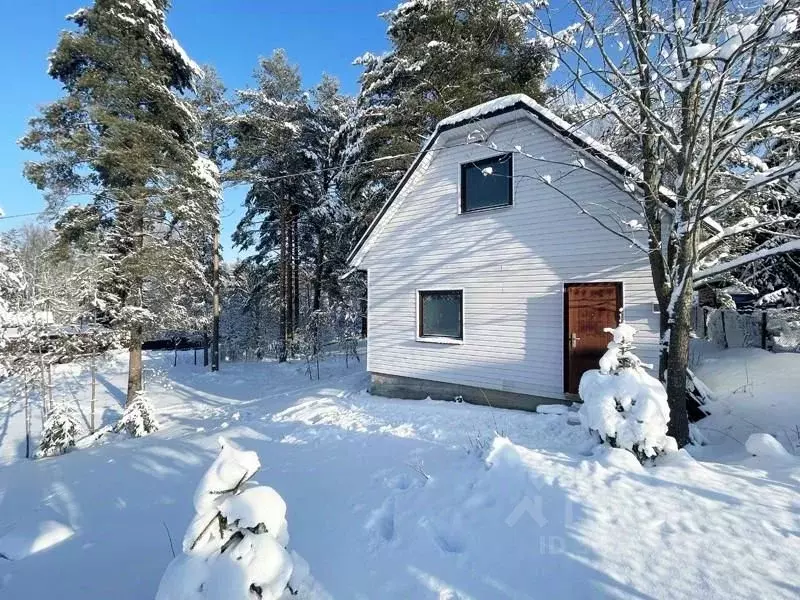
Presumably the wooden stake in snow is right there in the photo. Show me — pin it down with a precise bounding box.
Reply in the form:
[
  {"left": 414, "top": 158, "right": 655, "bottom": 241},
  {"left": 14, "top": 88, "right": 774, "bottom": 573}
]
[
  {"left": 47, "top": 362, "right": 53, "bottom": 411},
  {"left": 90, "top": 352, "right": 97, "bottom": 433},
  {"left": 39, "top": 352, "right": 49, "bottom": 417},
  {"left": 24, "top": 381, "right": 31, "bottom": 459}
]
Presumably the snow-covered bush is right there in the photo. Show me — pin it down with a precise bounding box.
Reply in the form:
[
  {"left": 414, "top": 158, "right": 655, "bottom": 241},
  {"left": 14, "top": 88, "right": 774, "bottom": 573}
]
[
  {"left": 113, "top": 392, "right": 159, "bottom": 437},
  {"left": 156, "top": 437, "right": 328, "bottom": 600},
  {"left": 578, "top": 324, "right": 676, "bottom": 461},
  {"left": 37, "top": 404, "right": 83, "bottom": 458}
]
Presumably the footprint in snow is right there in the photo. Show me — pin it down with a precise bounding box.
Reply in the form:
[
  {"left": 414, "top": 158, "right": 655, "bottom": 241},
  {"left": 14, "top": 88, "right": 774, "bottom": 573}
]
[
  {"left": 387, "top": 472, "right": 413, "bottom": 491},
  {"left": 423, "top": 519, "right": 466, "bottom": 554},
  {"left": 366, "top": 497, "right": 395, "bottom": 542}
]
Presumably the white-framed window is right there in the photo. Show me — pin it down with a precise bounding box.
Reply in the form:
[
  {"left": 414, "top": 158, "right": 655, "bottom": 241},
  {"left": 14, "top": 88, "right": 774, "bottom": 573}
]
[
  {"left": 460, "top": 153, "right": 513, "bottom": 213},
  {"left": 416, "top": 289, "right": 464, "bottom": 343}
]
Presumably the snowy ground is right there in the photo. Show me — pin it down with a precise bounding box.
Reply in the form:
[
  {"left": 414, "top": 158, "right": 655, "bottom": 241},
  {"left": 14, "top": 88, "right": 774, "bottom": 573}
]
[{"left": 0, "top": 348, "right": 798, "bottom": 599}]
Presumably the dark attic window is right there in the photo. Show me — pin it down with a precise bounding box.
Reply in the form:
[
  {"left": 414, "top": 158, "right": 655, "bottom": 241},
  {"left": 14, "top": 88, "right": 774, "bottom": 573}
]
[{"left": 460, "top": 153, "right": 513, "bottom": 212}]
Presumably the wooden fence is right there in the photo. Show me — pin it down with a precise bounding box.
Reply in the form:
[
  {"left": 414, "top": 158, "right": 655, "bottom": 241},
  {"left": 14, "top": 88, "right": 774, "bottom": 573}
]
[{"left": 693, "top": 305, "right": 800, "bottom": 352}]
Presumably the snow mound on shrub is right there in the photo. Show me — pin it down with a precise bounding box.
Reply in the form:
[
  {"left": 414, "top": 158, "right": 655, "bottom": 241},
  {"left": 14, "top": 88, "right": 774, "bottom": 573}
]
[
  {"left": 113, "top": 393, "right": 159, "bottom": 437},
  {"left": 156, "top": 437, "right": 329, "bottom": 600},
  {"left": 592, "top": 445, "right": 646, "bottom": 472},
  {"left": 579, "top": 368, "right": 674, "bottom": 457},
  {"left": 192, "top": 436, "right": 260, "bottom": 514},
  {"left": 222, "top": 486, "right": 287, "bottom": 530},
  {"left": 579, "top": 324, "right": 675, "bottom": 460},
  {"left": 745, "top": 433, "right": 793, "bottom": 460},
  {"left": 37, "top": 404, "right": 83, "bottom": 458},
  {"left": 485, "top": 436, "right": 525, "bottom": 470}
]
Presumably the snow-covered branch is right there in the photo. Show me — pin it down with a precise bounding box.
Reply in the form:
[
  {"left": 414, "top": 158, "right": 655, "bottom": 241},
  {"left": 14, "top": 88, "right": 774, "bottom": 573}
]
[{"left": 695, "top": 239, "right": 800, "bottom": 282}]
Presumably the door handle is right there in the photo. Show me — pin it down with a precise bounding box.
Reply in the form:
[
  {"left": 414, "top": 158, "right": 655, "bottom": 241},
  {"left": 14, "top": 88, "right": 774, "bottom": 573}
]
[{"left": 570, "top": 332, "right": 580, "bottom": 349}]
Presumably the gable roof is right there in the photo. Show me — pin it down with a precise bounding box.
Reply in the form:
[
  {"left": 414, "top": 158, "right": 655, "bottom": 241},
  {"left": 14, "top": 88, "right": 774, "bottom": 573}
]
[{"left": 347, "top": 93, "right": 718, "bottom": 267}]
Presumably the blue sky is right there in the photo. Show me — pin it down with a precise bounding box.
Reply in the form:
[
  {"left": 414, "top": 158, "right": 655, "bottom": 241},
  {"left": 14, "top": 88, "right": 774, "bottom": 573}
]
[{"left": 0, "top": 0, "right": 395, "bottom": 257}]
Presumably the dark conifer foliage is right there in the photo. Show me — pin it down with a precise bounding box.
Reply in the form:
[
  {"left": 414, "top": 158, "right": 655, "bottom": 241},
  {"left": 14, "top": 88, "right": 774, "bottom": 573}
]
[{"left": 20, "top": 0, "right": 217, "bottom": 403}]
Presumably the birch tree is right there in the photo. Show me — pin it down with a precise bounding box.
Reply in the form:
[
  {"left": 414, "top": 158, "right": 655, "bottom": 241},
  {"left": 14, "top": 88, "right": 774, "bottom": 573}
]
[{"left": 529, "top": 0, "right": 800, "bottom": 444}]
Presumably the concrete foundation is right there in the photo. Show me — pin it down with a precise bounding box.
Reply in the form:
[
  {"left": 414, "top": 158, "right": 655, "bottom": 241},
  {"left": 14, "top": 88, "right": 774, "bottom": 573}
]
[{"left": 369, "top": 372, "right": 567, "bottom": 412}]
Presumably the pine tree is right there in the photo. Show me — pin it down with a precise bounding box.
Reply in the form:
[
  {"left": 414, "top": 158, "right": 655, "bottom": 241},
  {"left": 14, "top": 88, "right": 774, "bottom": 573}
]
[
  {"left": 38, "top": 403, "right": 83, "bottom": 458},
  {"left": 300, "top": 76, "right": 353, "bottom": 309},
  {"left": 0, "top": 234, "right": 25, "bottom": 380},
  {"left": 579, "top": 324, "right": 675, "bottom": 462},
  {"left": 338, "top": 0, "right": 551, "bottom": 226},
  {"left": 20, "top": 1, "right": 215, "bottom": 404},
  {"left": 231, "top": 51, "right": 306, "bottom": 361},
  {"left": 193, "top": 65, "right": 233, "bottom": 370},
  {"left": 231, "top": 52, "right": 348, "bottom": 361},
  {"left": 156, "top": 438, "right": 329, "bottom": 599}
]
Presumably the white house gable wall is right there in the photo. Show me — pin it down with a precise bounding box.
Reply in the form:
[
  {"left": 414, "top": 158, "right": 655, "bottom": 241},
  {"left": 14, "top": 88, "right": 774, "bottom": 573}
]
[{"left": 360, "top": 111, "right": 660, "bottom": 400}]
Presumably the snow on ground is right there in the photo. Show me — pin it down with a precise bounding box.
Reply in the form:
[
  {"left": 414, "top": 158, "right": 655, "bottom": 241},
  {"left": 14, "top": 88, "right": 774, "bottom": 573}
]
[
  {"left": 692, "top": 344, "right": 800, "bottom": 458},
  {"left": 0, "top": 348, "right": 798, "bottom": 599}
]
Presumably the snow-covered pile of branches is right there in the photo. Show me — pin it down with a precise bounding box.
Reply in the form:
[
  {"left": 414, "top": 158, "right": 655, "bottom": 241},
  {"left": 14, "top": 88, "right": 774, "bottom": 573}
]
[
  {"left": 37, "top": 404, "right": 83, "bottom": 458},
  {"left": 156, "top": 437, "right": 328, "bottom": 600},
  {"left": 113, "top": 392, "right": 160, "bottom": 438},
  {"left": 579, "top": 324, "right": 676, "bottom": 461}
]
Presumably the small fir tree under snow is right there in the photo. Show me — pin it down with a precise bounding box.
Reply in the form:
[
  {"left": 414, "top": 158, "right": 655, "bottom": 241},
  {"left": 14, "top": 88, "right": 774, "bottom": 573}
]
[
  {"left": 37, "top": 404, "right": 83, "bottom": 458},
  {"left": 579, "top": 324, "right": 677, "bottom": 461},
  {"left": 156, "top": 437, "right": 329, "bottom": 600},
  {"left": 113, "top": 392, "right": 160, "bottom": 438}
]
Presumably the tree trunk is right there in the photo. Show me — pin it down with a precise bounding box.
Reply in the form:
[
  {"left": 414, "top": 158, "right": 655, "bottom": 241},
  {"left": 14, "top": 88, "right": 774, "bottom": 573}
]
[
  {"left": 665, "top": 275, "right": 693, "bottom": 447},
  {"left": 293, "top": 213, "right": 300, "bottom": 328},
  {"left": 278, "top": 208, "right": 288, "bottom": 362},
  {"left": 126, "top": 205, "right": 145, "bottom": 404},
  {"left": 286, "top": 210, "right": 294, "bottom": 355},
  {"left": 313, "top": 231, "right": 324, "bottom": 312},
  {"left": 211, "top": 227, "right": 220, "bottom": 372},
  {"left": 203, "top": 330, "right": 209, "bottom": 367},
  {"left": 126, "top": 323, "right": 143, "bottom": 405},
  {"left": 39, "top": 352, "right": 49, "bottom": 417}
]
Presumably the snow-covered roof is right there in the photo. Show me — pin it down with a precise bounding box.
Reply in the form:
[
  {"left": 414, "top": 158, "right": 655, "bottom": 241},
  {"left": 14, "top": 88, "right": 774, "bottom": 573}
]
[{"left": 348, "top": 94, "right": 719, "bottom": 266}]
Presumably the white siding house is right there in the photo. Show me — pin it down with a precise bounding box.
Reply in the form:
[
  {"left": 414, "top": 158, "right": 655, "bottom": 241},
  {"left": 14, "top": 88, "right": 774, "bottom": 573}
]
[{"left": 348, "top": 94, "right": 661, "bottom": 409}]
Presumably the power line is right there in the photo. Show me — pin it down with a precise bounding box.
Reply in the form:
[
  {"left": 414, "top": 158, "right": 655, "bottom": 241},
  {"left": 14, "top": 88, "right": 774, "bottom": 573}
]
[
  {"left": 239, "top": 139, "right": 476, "bottom": 185},
  {"left": 0, "top": 211, "right": 46, "bottom": 221},
  {"left": 0, "top": 137, "right": 480, "bottom": 223}
]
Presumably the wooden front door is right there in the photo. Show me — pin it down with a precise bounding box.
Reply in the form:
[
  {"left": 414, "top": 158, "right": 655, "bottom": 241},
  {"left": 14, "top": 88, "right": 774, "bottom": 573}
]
[{"left": 564, "top": 283, "right": 622, "bottom": 394}]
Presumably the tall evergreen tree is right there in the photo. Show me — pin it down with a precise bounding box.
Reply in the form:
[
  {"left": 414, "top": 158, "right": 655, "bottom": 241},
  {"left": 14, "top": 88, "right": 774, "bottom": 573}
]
[
  {"left": 193, "top": 65, "right": 232, "bottom": 370},
  {"left": 231, "top": 51, "right": 310, "bottom": 361},
  {"left": 20, "top": 0, "right": 215, "bottom": 404},
  {"left": 0, "top": 234, "right": 25, "bottom": 379},
  {"left": 231, "top": 52, "right": 351, "bottom": 360},
  {"left": 338, "top": 0, "right": 551, "bottom": 227},
  {"left": 301, "top": 76, "right": 353, "bottom": 309}
]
